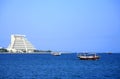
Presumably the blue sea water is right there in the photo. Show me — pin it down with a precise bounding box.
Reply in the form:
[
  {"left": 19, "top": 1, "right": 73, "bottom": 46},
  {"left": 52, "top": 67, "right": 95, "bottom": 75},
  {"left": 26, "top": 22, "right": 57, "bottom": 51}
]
[{"left": 0, "top": 53, "right": 120, "bottom": 79}]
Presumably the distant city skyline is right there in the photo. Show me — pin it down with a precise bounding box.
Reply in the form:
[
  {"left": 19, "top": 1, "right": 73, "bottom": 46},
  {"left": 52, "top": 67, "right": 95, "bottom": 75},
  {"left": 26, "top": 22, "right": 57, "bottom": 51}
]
[{"left": 0, "top": 0, "right": 120, "bottom": 52}]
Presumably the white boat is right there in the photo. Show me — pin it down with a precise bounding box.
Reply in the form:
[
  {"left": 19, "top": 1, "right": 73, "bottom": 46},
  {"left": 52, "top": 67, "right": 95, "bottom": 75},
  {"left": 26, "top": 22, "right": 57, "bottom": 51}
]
[
  {"left": 51, "top": 52, "right": 61, "bottom": 56},
  {"left": 78, "top": 53, "right": 99, "bottom": 60}
]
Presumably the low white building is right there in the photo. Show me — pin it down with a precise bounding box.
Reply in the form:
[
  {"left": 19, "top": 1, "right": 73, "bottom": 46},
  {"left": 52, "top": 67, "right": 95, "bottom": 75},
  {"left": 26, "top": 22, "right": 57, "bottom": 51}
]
[{"left": 7, "top": 34, "right": 36, "bottom": 53}]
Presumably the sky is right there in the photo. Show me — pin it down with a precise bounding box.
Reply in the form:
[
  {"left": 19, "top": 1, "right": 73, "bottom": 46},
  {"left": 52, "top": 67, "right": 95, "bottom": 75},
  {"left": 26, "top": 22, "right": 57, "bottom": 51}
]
[{"left": 0, "top": 0, "right": 120, "bottom": 52}]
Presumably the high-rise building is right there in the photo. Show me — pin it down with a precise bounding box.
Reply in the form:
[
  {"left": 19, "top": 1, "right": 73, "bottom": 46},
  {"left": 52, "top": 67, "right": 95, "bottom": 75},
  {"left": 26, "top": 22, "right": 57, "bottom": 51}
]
[{"left": 7, "top": 34, "right": 36, "bottom": 53}]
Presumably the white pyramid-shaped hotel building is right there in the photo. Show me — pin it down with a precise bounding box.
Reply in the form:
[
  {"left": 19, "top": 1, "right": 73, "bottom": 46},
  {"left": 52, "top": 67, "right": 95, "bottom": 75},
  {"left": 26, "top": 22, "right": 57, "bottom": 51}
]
[{"left": 7, "top": 34, "right": 36, "bottom": 53}]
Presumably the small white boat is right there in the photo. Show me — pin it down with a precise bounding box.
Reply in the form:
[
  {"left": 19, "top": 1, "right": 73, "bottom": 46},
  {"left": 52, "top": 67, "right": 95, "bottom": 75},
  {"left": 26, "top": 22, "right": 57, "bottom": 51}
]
[{"left": 51, "top": 52, "right": 61, "bottom": 56}]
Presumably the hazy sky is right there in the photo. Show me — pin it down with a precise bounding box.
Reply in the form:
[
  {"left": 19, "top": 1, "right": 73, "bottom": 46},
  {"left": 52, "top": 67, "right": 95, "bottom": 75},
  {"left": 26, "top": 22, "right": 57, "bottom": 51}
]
[{"left": 0, "top": 0, "right": 120, "bottom": 52}]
